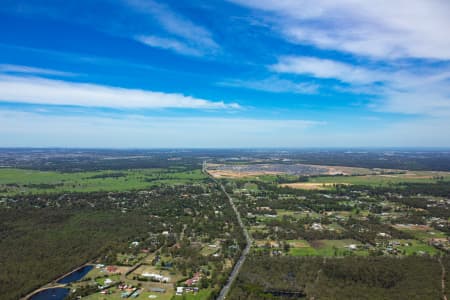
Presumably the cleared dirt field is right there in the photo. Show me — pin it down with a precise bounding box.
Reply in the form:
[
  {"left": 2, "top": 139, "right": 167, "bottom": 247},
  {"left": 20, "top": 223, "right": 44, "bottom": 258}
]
[
  {"left": 206, "top": 163, "right": 395, "bottom": 179},
  {"left": 207, "top": 170, "right": 281, "bottom": 178},
  {"left": 281, "top": 182, "right": 341, "bottom": 190}
]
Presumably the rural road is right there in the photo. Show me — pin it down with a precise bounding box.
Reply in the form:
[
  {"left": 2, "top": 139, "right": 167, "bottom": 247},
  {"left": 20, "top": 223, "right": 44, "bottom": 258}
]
[
  {"left": 203, "top": 161, "right": 252, "bottom": 300},
  {"left": 439, "top": 257, "right": 448, "bottom": 300}
]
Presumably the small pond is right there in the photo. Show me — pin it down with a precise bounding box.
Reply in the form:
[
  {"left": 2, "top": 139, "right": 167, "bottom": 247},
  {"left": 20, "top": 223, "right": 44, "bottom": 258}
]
[
  {"left": 29, "top": 288, "right": 69, "bottom": 300},
  {"left": 57, "top": 265, "right": 93, "bottom": 284}
]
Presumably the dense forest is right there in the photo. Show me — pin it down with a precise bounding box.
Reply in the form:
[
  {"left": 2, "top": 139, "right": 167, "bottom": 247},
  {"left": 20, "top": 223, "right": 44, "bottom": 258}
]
[
  {"left": 229, "top": 255, "right": 444, "bottom": 299},
  {"left": 0, "top": 208, "right": 150, "bottom": 300},
  {"left": 0, "top": 183, "right": 245, "bottom": 300}
]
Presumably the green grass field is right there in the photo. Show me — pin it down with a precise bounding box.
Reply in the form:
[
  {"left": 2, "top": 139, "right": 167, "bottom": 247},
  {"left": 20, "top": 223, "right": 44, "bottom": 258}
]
[
  {"left": 177, "top": 289, "right": 214, "bottom": 300},
  {"left": 394, "top": 239, "right": 440, "bottom": 256},
  {"left": 84, "top": 288, "right": 174, "bottom": 300},
  {"left": 235, "top": 169, "right": 450, "bottom": 189},
  {"left": 393, "top": 225, "right": 447, "bottom": 241},
  {"left": 276, "top": 209, "right": 320, "bottom": 219},
  {"left": 288, "top": 239, "right": 369, "bottom": 256},
  {"left": 0, "top": 168, "right": 207, "bottom": 195},
  {"left": 307, "top": 172, "right": 450, "bottom": 186}
]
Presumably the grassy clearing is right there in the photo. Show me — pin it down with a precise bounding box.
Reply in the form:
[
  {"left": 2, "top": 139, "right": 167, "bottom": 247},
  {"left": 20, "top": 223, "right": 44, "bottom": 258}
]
[
  {"left": 307, "top": 172, "right": 450, "bottom": 186},
  {"left": 176, "top": 289, "right": 214, "bottom": 300},
  {"left": 199, "top": 245, "right": 219, "bottom": 256},
  {"left": 243, "top": 182, "right": 258, "bottom": 191},
  {"left": 95, "top": 275, "right": 120, "bottom": 286},
  {"left": 276, "top": 209, "right": 321, "bottom": 219},
  {"left": 288, "top": 239, "right": 368, "bottom": 256},
  {"left": 287, "top": 240, "right": 317, "bottom": 256},
  {"left": 0, "top": 168, "right": 207, "bottom": 195},
  {"left": 84, "top": 288, "right": 174, "bottom": 300},
  {"left": 394, "top": 239, "right": 440, "bottom": 256},
  {"left": 393, "top": 224, "right": 447, "bottom": 241},
  {"left": 116, "top": 253, "right": 147, "bottom": 266},
  {"left": 141, "top": 292, "right": 174, "bottom": 300},
  {"left": 278, "top": 171, "right": 450, "bottom": 189}
]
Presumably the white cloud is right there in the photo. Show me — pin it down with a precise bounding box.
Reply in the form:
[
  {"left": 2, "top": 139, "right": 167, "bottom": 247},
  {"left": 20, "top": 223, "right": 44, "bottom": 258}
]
[
  {"left": 0, "top": 64, "right": 76, "bottom": 77},
  {"left": 0, "top": 110, "right": 322, "bottom": 147},
  {"left": 0, "top": 75, "right": 239, "bottom": 110},
  {"left": 374, "top": 89, "right": 450, "bottom": 117},
  {"left": 219, "top": 76, "right": 318, "bottom": 94},
  {"left": 135, "top": 35, "right": 202, "bottom": 57},
  {"left": 0, "top": 1, "right": 219, "bottom": 57},
  {"left": 269, "top": 55, "right": 450, "bottom": 116},
  {"left": 126, "top": 0, "right": 219, "bottom": 56},
  {"left": 229, "top": 0, "right": 450, "bottom": 60},
  {"left": 271, "top": 56, "right": 382, "bottom": 84}
]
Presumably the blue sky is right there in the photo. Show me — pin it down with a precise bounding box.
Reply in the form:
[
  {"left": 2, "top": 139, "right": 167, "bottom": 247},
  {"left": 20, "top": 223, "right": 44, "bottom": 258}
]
[{"left": 1, "top": 0, "right": 450, "bottom": 147}]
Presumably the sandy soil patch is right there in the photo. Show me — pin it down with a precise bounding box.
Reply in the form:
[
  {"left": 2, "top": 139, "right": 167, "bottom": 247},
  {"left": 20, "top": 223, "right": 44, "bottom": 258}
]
[
  {"left": 288, "top": 240, "right": 311, "bottom": 248},
  {"left": 281, "top": 182, "right": 343, "bottom": 190},
  {"left": 394, "top": 224, "right": 432, "bottom": 231},
  {"left": 208, "top": 170, "right": 281, "bottom": 178}
]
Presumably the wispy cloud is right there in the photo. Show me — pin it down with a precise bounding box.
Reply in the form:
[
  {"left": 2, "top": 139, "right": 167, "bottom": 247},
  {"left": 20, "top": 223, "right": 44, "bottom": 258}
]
[
  {"left": 0, "top": 75, "right": 239, "bottom": 110},
  {"left": 135, "top": 35, "right": 203, "bottom": 57},
  {"left": 0, "top": 64, "right": 76, "bottom": 77},
  {"left": 229, "top": 0, "right": 450, "bottom": 60},
  {"left": 219, "top": 76, "right": 318, "bottom": 94},
  {"left": 0, "top": 0, "right": 219, "bottom": 57},
  {"left": 126, "top": 0, "right": 219, "bottom": 56},
  {"left": 270, "top": 55, "right": 450, "bottom": 116},
  {"left": 271, "top": 56, "right": 382, "bottom": 85}
]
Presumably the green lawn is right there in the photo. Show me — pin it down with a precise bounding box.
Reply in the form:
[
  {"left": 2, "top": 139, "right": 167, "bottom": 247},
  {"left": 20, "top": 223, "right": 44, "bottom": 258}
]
[
  {"left": 288, "top": 239, "right": 369, "bottom": 257},
  {"left": 84, "top": 288, "right": 174, "bottom": 300},
  {"left": 287, "top": 240, "right": 317, "bottom": 256},
  {"left": 0, "top": 168, "right": 207, "bottom": 195},
  {"left": 175, "top": 288, "right": 214, "bottom": 300},
  {"left": 243, "top": 182, "right": 258, "bottom": 191},
  {"left": 393, "top": 225, "right": 447, "bottom": 241},
  {"left": 307, "top": 172, "right": 450, "bottom": 186},
  {"left": 232, "top": 170, "right": 450, "bottom": 186},
  {"left": 395, "top": 239, "right": 440, "bottom": 256},
  {"left": 95, "top": 274, "right": 120, "bottom": 286}
]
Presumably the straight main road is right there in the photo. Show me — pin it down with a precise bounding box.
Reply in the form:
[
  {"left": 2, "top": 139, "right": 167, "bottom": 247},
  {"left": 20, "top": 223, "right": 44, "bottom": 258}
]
[{"left": 202, "top": 161, "right": 252, "bottom": 300}]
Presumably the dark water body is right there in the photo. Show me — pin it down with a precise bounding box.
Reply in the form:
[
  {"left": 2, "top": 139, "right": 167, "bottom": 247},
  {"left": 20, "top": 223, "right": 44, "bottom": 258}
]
[
  {"left": 57, "top": 265, "right": 93, "bottom": 284},
  {"left": 30, "top": 288, "right": 69, "bottom": 300}
]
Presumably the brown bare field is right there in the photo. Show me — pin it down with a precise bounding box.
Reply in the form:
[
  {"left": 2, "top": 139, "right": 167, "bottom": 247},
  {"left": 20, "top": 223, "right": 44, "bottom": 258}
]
[
  {"left": 394, "top": 224, "right": 432, "bottom": 231},
  {"left": 288, "top": 240, "right": 310, "bottom": 248},
  {"left": 208, "top": 170, "right": 282, "bottom": 178},
  {"left": 206, "top": 162, "right": 378, "bottom": 179},
  {"left": 281, "top": 182, "right": 345, "bottom": 190},
  {"left": 309, "top": 240, "right": 325, "bottom": 248}
]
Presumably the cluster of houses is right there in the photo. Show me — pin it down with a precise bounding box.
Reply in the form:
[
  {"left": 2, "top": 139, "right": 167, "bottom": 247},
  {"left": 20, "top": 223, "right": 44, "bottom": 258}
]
[
  {"left": 185, "top": 272, "right": 201, "bottom": 286},
  {"left": 118, "top": 285, "right": 140, "bottom": 298},
  {"left": 174, "top": 272, "right": 203, "bottom": 296},
  {"left": 176, "top": 286, "right": 200, "bottom": 296}
]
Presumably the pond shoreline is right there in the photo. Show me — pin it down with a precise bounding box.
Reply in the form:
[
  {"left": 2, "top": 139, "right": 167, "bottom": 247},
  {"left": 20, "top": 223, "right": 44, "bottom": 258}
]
[{"left": 22, "top": 262, "right": 93, "bottom": 300}]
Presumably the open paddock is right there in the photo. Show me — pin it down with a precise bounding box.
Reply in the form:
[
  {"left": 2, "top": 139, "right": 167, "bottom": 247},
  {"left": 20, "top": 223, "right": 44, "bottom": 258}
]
[
  {"left": 393, "top": 224, "right": 447, "bottom": 241},
  {"left": 288, "top": 239, "right": 369, "bottom": 256}
]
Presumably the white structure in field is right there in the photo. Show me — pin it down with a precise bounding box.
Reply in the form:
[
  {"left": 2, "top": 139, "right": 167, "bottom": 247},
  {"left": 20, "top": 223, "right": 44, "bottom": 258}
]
[
  {"left": 142, "top": 273, "right": 170, "bottom": 283},
  {"left": 176, "top": 287, "right": 184, "bottom": 296}
]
